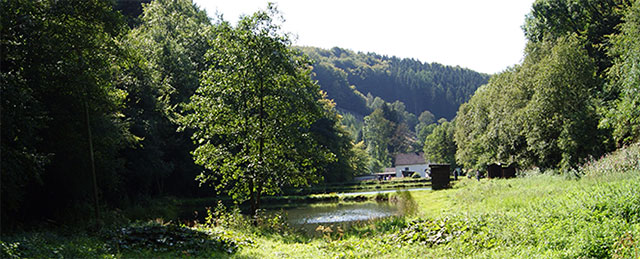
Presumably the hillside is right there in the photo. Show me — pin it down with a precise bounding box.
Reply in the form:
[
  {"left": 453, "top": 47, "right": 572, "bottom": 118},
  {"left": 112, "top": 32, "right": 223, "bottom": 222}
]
[{"left": 299, "top": 47, "right": 490, "bottom": 119}]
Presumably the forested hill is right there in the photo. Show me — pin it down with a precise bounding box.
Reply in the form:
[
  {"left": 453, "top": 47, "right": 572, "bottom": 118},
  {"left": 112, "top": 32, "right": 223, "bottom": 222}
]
[{"left": 299, "top": 47, "right": 490, "bottom": 119}]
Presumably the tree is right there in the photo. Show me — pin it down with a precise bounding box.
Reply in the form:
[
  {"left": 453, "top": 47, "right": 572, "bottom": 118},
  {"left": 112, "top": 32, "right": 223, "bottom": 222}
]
[
  {"left": 603, "top": 1, "right": 640, "bottom": 146},
  {"left": 1, "top": 0, "right": 130, "bottom": 224},
  {"left": 522, "top": 36, "right": 602, "bottom": 170},
  {"left": 363, "top": 108, "right": 394, "bottom": 172},
  {"left": 118, "top": 0, "right": 212, "bottom": 199},
  {"left": 310, "top": 96, "right": 359, "bottom": 183},
  {"left": 180, "top": 5, "right": 330, "bottom": 215},
  {"left": 523, "top": 0, "right": 631, "bottom": 76},
  {"left": 1, "top": 0, "right": 50, "bottom": 225},
  {"left": 423, "top": 120, "right": 457, "bottom": 168},
  {"left": 350, "top": 141, "right": 372, "bottom": 175},
  {"left": 454, "top": 35, "right": 603, "bottom": 171}
]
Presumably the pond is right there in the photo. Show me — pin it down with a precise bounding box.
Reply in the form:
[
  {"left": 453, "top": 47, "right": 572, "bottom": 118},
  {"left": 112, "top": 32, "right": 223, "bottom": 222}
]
[
  {"left": 282, "top": 201, "right": 401, "bottom": 225},
  {"left": 268, "top": 201, "right": 405, "bottom": 235},
  {"left": 337, "top": 187, "right": 431, "bottom": 196},
  {"left": 178, "top": 189, "right": 422, "bottom": 235}
]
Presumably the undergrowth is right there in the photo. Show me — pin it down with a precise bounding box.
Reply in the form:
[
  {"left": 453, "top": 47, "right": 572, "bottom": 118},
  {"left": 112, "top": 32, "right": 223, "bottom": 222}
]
[{"left": 2, "top": 143, "right": 639, "bottom": 258}]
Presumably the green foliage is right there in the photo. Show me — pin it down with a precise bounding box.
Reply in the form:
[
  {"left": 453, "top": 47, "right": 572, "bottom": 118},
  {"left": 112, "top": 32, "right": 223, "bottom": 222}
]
[
  {"left": 363, "top": 108, "right": 396, "bottom": 171},
  {"left": 363, "top": 103, "right": 418, "bottom": 172},
  {"left": 423, "top": 120, "right": 456, "bottom": 168},
  {"left": 523, "top": 0, "right": 630, "bottom": 75},
  {"left": 0, "top": 233, "right": 116, "bottom": 259},
  {"left": 340, "top": 112, "right": 364, "bottom": 142},
  {"left": 310, "top": 97, "right": 360, "bottom": 183},
  {"left": 454, "top": 0, "right": 640, "bottom": 172},
  {"left": 1, "top": 0, "right": 130, "bottom": 224},
  {"left": 109, "top": 222, "right": 244, "bottom": 255},
  {"left": 580, "top": 142, "right": 640, "bottom": 177},
  {"left": 350, "top": 141, "right": 372, "bottom": 175},
  {"left": 118, "top": 0, "right": 212, "bottom": 198},
  {"left": 389, "top": 218, "right": 466, "bottom": 247},
  {"left": 603, "top": 1, "right": 640, "bottom": 147},
  {"left": 455, "top": 35, "right": 603, "bottom": 170},
  {"left": 300, "top": 46, "right": 490, "bottom": 119},
  {"left": 181, "top": 5, "right": 330, "bottom": 214}
]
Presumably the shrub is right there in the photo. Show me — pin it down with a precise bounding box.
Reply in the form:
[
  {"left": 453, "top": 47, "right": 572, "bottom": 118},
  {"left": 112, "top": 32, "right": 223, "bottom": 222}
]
[{"left": 107, "top": 221, "right": 246, "bottom": 255}]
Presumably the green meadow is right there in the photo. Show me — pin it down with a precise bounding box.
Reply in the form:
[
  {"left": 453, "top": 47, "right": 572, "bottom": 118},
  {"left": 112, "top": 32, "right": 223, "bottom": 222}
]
[{"left": 3, "top": 143, "right": 639, "bottom": 258}]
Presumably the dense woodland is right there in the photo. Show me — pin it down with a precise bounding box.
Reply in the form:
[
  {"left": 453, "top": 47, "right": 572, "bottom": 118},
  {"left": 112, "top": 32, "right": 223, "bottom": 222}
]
[
  {"left": 449, "top": 0, "right": 640, "bottom": 172},
  {"left": 300, "top": 46, "right": 490, "bottom": 120},
  {"left": 298, "top": 47, "right": 489, "bottom": 172},
  {"left": 2, "top": 0, "right": 640, "bottom": 235}
]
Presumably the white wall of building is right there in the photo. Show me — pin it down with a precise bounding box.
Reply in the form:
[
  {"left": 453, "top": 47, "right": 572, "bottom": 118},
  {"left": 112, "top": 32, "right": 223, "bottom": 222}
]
[{"left": 395, "top": 164, "right": 429, "bottom": 178}]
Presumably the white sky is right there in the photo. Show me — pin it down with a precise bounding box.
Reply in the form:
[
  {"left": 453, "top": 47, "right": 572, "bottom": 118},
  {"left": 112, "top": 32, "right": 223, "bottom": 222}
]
[{"left": 192, "top": 0, "right": 535, "bottom": 74}]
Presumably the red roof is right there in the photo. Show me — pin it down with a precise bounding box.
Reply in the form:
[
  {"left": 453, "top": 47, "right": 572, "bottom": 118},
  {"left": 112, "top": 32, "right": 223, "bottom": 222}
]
[{"left": 395, "top": 152, "right": 426, "bottom": 166}]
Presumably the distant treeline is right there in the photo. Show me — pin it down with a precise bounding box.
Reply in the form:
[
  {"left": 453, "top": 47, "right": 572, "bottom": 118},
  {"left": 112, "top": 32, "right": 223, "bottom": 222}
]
[{"left": 299, "top": 47, "right": 490, "bottom": 120}]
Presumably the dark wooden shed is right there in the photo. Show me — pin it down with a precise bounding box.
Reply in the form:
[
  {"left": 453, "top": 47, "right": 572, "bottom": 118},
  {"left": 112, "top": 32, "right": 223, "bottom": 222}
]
[
  {"left": 486, "top": 163, "right": 517, "bottom": 179},
  {"left": 502, "top": 164, "right": 516, "bottom": 178},
  {"left": 429, "top": 164, "right": 450, "bottom": 190},
  {"left": 487, "top": 163, "right": 502, "bottom": 179}
]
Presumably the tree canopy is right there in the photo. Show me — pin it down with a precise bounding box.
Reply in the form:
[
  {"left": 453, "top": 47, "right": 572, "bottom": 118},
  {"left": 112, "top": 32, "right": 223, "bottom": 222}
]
[
  {"left": 180, "top": 6, "right": 333, "bottom": 214},
  {"left": 454, "top": 0, "right": 639, "bottom": 172},
  {"left": 299, "top": 46, "right": 490, "bottom": 120}
]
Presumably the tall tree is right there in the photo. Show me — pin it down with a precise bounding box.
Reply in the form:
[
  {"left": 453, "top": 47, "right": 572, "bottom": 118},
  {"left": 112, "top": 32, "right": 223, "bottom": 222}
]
[
  {"left": 603, "top": 1, "right": 640, "bottom": 146},
  {"left": 523, "top": 0, "right": 631, "bottom": 76},
  {"left": 119, "top": 0, "right": 212, "bottom": 198},
  {"left": 363, "top": 107, "right": 395, "bottom": 172},
  {"left": 454, "top": 35, "right": 602, "bottom": 171},
  {"left": 1, "top": 0, "right": 129, "bottom": 224},
  {"left": 423, "top": 120, "right": 457, "bottom": 168},
  {"left": 310, "top": 96, "right": 360, "bottom": 183},
  {"left": 180, "top": 5, "right": 330, "bottom": 215}
]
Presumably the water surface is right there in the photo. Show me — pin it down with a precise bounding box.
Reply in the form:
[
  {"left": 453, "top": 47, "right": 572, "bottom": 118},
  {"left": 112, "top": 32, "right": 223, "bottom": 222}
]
[
  {"left": 338, "top": 187, "right": 431, "bottom": 196},
  {"left": 284, "top": 202, "right": 400, "bottom": 225}
]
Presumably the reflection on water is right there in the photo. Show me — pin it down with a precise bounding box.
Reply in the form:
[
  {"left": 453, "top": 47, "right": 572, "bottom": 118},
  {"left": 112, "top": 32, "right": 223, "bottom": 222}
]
[
  {"left": 338, "top": 187, "right": 430, "bottom": 196},
  {"left": 280, "top": 202, "right": 401, "bottom": 225}
]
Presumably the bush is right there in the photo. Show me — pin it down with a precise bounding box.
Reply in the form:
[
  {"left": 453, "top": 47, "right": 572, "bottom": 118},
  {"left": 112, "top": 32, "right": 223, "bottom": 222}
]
[
  {"left": 389, "top": 218, "right": 466, "bottom": 247},
  {"left": 107, "top": 221, "right": 247, "bottom": 255}
]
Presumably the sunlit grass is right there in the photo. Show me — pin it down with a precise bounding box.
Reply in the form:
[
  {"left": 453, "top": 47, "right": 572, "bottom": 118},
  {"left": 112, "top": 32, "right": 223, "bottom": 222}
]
[{"left": 3, "top": 143, "right": 640, "bottom": 258}]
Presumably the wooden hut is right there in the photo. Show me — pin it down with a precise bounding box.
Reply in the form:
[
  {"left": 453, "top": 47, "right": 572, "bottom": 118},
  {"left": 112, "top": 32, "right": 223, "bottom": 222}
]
[
  {"left": 486, "top": 163, "right": 517, "bottom": 179},
  {"left": 502, "top": 164, "right": 516, "bottom": 178},
  {"left": 429, "top": 164, "right": 450, "bottom": 190},
  {"left": 487, "top": 163, "right": 502, "bottom": 179}
]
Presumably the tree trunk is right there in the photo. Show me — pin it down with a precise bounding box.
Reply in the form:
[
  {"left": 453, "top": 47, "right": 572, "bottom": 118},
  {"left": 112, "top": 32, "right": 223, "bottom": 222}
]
[
  {"left": 249, "top": 178, "right": 258, "bottom": 225},
  {"left": 85, "top": 100, "right": 100, "bottom": 224}
]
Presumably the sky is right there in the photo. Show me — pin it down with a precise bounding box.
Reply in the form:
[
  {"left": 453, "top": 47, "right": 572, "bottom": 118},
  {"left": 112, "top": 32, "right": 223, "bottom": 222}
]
[{"left": 192, "top": 0, "right": 535, "bottom": 74}]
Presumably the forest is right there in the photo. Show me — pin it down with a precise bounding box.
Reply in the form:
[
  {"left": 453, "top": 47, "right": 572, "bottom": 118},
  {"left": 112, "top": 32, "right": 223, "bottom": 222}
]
[
  {"left": 297, "top": 47, "right": 489, "bottom": 173},
  {"left": 0, "top": 0, "right": 492, "bottom": 227},
  {"left": 300, "top": 46, "right": 490, "bottom": 120},
  {"left": 1, "top": 0, "right": 640, "bottom": 258},
  {"left": 449, "top": 0, "right": 640, "bottom": 172}
]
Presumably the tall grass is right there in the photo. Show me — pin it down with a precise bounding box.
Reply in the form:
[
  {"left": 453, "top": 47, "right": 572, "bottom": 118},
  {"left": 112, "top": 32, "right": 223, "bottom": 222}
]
[
  {"left": 3, "top": 144, "right": 639, "bottom": 258},
  {"left": 234, "top": 143, "right": 640, "bottom": 258}
]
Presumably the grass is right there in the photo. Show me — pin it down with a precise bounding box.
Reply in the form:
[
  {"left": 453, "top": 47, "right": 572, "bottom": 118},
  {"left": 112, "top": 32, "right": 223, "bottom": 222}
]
[
  {"left": 282, "top": 178, "right": 432, "bottom": 196},
  {"left": 3, "top": 143, "right": 640, "bottom": 258}
]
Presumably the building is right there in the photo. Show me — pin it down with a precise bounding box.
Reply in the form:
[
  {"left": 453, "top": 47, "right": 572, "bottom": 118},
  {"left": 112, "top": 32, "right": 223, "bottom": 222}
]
[
  {"left": 395, "top": 152, "right": 429, "bottom": 178},
  {"left": 375, "top": 167, "right": 397, "bottom": 180},
  {"left": 429, "top": 163, "right": 451, "bottom": 189}
]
